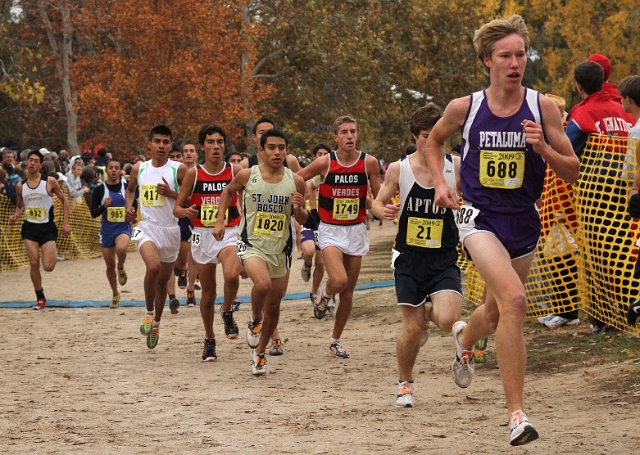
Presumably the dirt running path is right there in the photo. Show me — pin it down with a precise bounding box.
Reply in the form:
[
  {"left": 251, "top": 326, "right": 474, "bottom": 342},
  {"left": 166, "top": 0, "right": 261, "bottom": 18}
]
[{"left": 1, "top": 225, "right": 639, "bottom": 454}]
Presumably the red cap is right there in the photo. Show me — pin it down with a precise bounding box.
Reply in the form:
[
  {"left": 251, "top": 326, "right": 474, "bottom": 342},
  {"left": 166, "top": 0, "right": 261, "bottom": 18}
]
[{"left": 587, "top": 53, "right": 612, "bottom": 81}]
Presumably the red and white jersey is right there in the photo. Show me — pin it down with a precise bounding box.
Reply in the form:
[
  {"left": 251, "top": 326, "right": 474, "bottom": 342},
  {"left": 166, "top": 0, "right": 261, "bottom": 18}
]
[
  {"left": 318, "top": 151, "right": 369, "bottom": 225},
  {"left": 189, "top": 163, "right": 240, "bottom": 228}
]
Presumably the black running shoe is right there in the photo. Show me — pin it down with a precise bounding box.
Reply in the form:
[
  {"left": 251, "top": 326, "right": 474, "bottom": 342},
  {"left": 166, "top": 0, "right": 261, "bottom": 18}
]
[
  {"left": 169, "top": 297, "right": 180, "bottom": 314},
  {"left": 222, "top": 310, "right": 239, "bottom": 339},
  {"left": 202, "top": 338, "right": 217, "bottom": 362},
  {"left": 177, "top": 269, "right": 187, "bottom": 289}
]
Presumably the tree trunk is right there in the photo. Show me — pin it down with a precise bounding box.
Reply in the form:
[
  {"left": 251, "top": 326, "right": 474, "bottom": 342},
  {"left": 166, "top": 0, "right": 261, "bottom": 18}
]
[{"left": 37, "top": 0, "right": 79, "bottom": 155}]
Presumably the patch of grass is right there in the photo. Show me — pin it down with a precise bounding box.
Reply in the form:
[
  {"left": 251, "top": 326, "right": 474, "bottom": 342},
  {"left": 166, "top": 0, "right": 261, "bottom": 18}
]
[{"left": 524, "top": 321, "right": 640, "bottom": 373}]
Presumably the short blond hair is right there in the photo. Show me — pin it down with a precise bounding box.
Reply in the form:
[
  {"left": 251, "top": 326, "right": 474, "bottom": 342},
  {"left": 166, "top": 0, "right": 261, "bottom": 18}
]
[
  {"left": 333, "top": 115, "right": 357, "bottom": 134},
  {"left": 474, "top": 15, "right": 529, "bottom": 75}
]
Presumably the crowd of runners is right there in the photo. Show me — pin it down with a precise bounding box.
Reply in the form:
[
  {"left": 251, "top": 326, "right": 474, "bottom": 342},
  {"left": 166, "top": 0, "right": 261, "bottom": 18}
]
[{"left": 9, "top": 14, "right": 640, "bottom": 448}]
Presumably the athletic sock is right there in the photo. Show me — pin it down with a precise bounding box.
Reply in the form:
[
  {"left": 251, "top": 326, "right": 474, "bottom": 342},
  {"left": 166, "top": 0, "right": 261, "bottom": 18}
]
[
  {"left": 168, "top": 294, "right": 176, "bottom": 300},
  {"left": 35, "top": 289, "right": 45, "bottom": 300},
  {"left": 153, "top": 321, "right": 160, "bottom": 327}
]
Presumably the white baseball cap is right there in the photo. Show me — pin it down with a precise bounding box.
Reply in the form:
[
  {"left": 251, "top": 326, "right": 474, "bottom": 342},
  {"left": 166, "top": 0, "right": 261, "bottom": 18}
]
[{"left": 39, "top": 148, "right": 51, "bottom": 155}]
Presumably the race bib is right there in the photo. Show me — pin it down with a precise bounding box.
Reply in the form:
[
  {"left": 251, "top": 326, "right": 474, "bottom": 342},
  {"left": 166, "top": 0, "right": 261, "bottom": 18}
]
[
  {"left": 106, "top": 207, "right": 126, "bottom": 223},
  {"left": 131, "top": 226, "right": 144, "bottom": 241},
  {"left": 200, "top": 204, "right": 227, "bottom": 227},
  {"left": 26, "top": 206, "right": 45, "bottom": 222},
  {"left": 141, "top": 184, "right": 165, "bottom": 207},
  {"left": 479, "top": 150, "right": 525, "bottom": 189},
  {"left": 406, "top": 217, "right": 443, "bottom": 248},
  {"left": 333, "top": 198, "right": 359, "bottom": 220},
  {"left": 453, "top": 205, "right": 480, "bottom": 229},
  {"left": 254, "top": 212, "right": 286, "bottom": 237},
  {"left": 192, "top": 232, "right": 201, "bottom": 246}
]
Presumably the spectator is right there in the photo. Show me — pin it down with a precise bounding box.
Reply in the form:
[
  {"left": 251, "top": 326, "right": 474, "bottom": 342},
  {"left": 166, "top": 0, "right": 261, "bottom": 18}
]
[
  {"left": 564, "top": 62, "right": 634, "bottom": 158},
  {"left": 2, "top": 149, "right": 16, "bottom": 175},
  {"left": 95, "top": 148, "right": 110, "bottom": 167},
  {"left": 65, "top": 161, "right": 90, "bottom": 198},
  {"left": 619, "top": 75, "right": 640, "bottom": 140}
]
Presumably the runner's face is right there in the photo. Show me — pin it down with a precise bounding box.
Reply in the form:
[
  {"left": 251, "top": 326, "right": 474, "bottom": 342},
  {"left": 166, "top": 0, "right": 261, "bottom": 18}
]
[
  {"left": 168, "top": 151, "right": 183, "bottom": 162},
  {"left": 227, "top": 154, "right": 242, "bottom": 165},
  {"left": 484, "top": 33, "right": 527, "bottom": 87},
  {"left": 252, "top": 122, "right": 275, "bottom": 147},
  {"left": 313, "top": 148, "right": 329, "bottom": 160},
  {"left": 26, "top": 155, "right": 43, "bottom": 173},
  {"left": 148, "top": 134, "right": 171, "bottom": 161},
  {"left": 203, "top": 133, "right": 225, "bottom": 163},
  {"left": 334, "top": 122, "right": 357, "bottom": 153},
  {"left": 259, "top": 137, "right": 287, "bottom": 167},
  {"left": 412, "top": 128, "right": 433, "bottom": 154},
  {"left": 106, "top": 162, "right": 121, "bottom": 182},
  {"left": 182, "top": 144, "right": 197, "bottom": 165}
]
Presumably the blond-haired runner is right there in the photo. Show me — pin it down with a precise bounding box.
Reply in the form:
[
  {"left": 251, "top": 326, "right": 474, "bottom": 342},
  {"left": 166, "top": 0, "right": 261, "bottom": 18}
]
[
  {"left": 125, "top": 125, "right": 187, "bottom": 349},
  {"left": 297, "top": 115, "right": 381, "bottom": 359},
  {"left": 174, "top": 124, "right": 241, "bottom": 362},
  {"left": 214, "top": 129, "right": 307, "bottom": 375},
  {"left": 426, "top": 15, "right": 579, "bottom": 446}
]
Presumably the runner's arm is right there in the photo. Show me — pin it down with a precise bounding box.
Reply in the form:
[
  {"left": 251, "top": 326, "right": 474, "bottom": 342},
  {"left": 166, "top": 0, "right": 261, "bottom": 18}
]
[
  {"left": 292, "top": 174, "right": 309, "bottom": 225},
  {"left": 372, "top": 161, "right": 400, "bottom": 221},
  {"left": 50, "top": 176, "right": 71, "bottom": 236},
  {"left": 426, "top": 97, "right": 469, "bottom": 209},
  {"left": 534, "top": 95, "right": 580, "bottom": 184},
  {"left": 173, "top": 167, "right": 198, "bottom": 219},
  {"left": 9, "top": 182, "right": 23, "bottom": 223},
  {"left": 297, "top": 155, "right": 329, "bottom": 182},
  {"left": 90, "top": 183, "right": 106, "bottom": 218},
  {"left": 366, "top": 155, "right": 381, "bottom": 199}
]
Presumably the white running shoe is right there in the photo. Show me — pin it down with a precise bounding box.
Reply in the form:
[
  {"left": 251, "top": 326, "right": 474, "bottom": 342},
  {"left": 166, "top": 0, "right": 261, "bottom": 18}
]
[
  {"left": 451, "top": 321, "right": 474, "bottom": 388},
  {"left": 395, "top": 381, "right": 414, "bottom": 408},
  {"left": 509, "top": 410, "right": 539, "bottom": 446},
  {"left": 301, "top": 261, "right": 312, "bottom": 282},
  {"left": 251, "top": 349, "right": 266, "bottom": 376},
  {"left": 246, "top": 317, "right": 262, "bottom": 348},
  {"left": 536, "top": 313, "right": 555, "bottom": 324},
  {"left": 544, "top": 315, "right": 580, "bottom": 328},
  {"left": 419, "top": 322, "right": 430, "bottom": 347}
]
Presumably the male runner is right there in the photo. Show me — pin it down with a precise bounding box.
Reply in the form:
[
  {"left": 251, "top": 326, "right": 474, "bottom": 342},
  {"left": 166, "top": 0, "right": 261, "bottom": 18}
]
[
  {"left": 90, "top": 158, "right": 131, "bottom": 308},
  {"left": 372, "top": 104, "right": 462, "bottom": 408},
  {"left": 298, "top": 115, "right": 381, "bottom": 358},
  {"left": 214, "top": 129, "right": 307, "bottom": 375},
  {"left": 9, "top": 150, "right": 71, "bottom": 309},
  {"left": 241, "top": 117, "right": 299, "bottom": 355},
  {"left": 300, "top": 143, "right": 330, "bottom": 304},
  {"left": 174, "top": 124, "right": 241, "bottom": 361},
  {"left": 425, "top": 15, "right": 579, "bottom": 445},
  {"left": 125, "top": 125, "right": 187, "bottom": 349},
  {"left": 179, "top": 142, "right": 201, "bottom": 297}
]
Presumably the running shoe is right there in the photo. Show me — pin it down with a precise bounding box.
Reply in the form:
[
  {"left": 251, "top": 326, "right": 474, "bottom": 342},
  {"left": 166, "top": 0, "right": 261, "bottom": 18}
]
[
  {"left": 186, "top": 290, "right": 196, "bottom": 308},
  {"left": 147, "top": 325, "right": 160, "bottom": 349},
  {"left": 221, "top": 309, "right": 239, "bottom": 340},
  {"left": 177, "top": 269, "right": 187, "bottom": 289},
  {"left": 627, "top": 297, "right": 640, "bottom": 326},
  {"left": 314, "top": 284, "right": 331, "bottom": 319},
  {"left": 301, "top": 261, "right": 312, "bottom": 282},
  {"left": 251, "top": 349, "right": 266, "bottom": 376},
  {"left": 33, "top": 298, "right": 46, "bottom": 310},
  {"left": 202, "top": 338, "right": 217, "bottom": 362},
  {"left": 194, "top": 278, "right": 201, "bottom": 290},
  {"left": 395, "top": 381, "right": 414, "bottom": 408},
  {"left": 140, "top": 313, "right": 153, "bottom": 335},
  {"left": 110, "top": 294, "right": 120, "bottom": 309},
  {"left": 117, "top": 266, "right": 127, "bottom": 286},
  {"left": 329, "top": 339, "right": 349, "bottom": 359},
  {"left": 246, "top": 317, "right": 262, "bottom": 348},
  {"left": 419, "top": 322, "right": 430, "bottom": 347},
  {"left": 509, "top": 410, "right": 539, "bottom": 446},
  {"left": 544, "top": 315, "right": 580, "bottom": 328},
  {"left": 232, "top": 299, "right": 241, "bottom": 312},
  {"left": 473, "top": 337, "right": 488, "bottom": 363},
  {"left": 269, "top": 339, "right": 283, "bottom": 356},
  {"left": 451, "top": 321, "right": 474, "bottom": 388},
  {"left": 536, "top": 313, "right": 554, "bottom": 324},
  {"left": 169, "top": 296, "right": 180, "bottom": 314}
]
